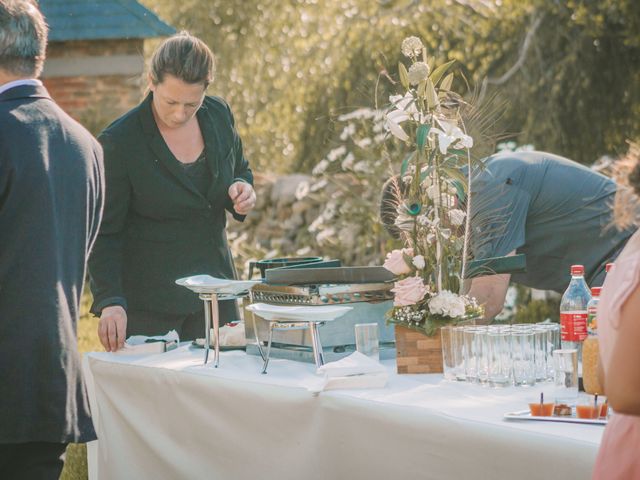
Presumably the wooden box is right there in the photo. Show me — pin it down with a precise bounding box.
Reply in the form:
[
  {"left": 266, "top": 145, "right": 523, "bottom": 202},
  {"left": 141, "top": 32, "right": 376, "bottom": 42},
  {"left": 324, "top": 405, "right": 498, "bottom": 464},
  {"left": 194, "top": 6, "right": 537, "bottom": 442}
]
[{"left": 394, "top": 325, "right": 443, "bottom": 374}]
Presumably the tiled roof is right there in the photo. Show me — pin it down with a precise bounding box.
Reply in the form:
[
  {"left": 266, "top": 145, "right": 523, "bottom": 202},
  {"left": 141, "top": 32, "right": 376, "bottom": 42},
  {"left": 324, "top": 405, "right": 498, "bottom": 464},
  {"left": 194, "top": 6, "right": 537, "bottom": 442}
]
[{"left": 39, "top": 0, "right": 176, "bottom": 42}]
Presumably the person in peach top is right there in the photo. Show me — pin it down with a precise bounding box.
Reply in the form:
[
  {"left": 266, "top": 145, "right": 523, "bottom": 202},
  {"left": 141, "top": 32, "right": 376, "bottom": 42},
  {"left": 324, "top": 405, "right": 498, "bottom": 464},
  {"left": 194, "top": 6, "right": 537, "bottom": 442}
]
[{"left": 593, "top": 144, "right": 640, "bottom": 479}]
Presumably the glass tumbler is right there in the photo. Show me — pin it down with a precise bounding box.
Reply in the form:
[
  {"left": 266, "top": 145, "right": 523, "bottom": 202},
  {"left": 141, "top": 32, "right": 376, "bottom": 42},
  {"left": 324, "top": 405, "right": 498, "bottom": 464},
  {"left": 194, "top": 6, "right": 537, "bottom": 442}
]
[
  {"left": 354, "top": 323, "right": 380, "bottom": 361},
  {"left": 553, "top": 348, "right": 579, "bottom": 404},
  {"left": 488, "top": 326, "right": 512, "bottom": 388},
  {"left": 511, "top": 327, "right": 536, "bottom": 387}
]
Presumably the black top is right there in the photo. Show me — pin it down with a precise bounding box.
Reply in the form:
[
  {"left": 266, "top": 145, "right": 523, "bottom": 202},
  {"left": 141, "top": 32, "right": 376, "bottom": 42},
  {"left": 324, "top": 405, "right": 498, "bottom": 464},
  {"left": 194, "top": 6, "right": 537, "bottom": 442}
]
[
  {"left": 0, "top": 84, "right": 104, "bottom": 443},
  {"left": 88, "top": 93, "right": 253, "bottom": 316},
  {"left": 179, "top": 150, "right": 211, "bottom": 198}
]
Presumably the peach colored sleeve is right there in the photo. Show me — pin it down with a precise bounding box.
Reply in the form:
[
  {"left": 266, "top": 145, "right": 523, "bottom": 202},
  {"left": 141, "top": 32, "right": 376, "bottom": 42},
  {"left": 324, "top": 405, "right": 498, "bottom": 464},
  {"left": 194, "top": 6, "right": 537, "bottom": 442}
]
[{"left": 605, "top": 255, "right": 640, "bottom": 328}]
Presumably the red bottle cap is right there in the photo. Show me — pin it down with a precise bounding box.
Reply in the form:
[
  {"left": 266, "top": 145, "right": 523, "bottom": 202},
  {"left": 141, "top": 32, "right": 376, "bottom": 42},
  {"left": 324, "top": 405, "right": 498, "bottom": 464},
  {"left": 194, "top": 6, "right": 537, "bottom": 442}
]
[
  {"left": 605, "top": 263, "right": 614, "bottom": 273},
  {"left": 571, "top": 265, "right": 584, "bottom": 276},
  {"left": 591, "top": 287, "right": 602, "bottom": 297}
]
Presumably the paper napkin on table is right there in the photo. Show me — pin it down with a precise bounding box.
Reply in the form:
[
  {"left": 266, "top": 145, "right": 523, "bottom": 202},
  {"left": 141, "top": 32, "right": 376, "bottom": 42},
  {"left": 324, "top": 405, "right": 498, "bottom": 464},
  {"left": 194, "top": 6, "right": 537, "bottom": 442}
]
[
  {"left": 307, "top": 352, "right": 389, "bottom": 393},
  {"left": 115, "top": 330, "right": 180, "bottom": 355}
]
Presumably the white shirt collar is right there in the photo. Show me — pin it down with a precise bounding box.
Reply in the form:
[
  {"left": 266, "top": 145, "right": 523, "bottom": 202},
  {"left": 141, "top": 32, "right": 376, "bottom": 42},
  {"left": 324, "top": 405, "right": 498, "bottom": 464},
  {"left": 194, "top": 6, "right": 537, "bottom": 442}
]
[{"left": 0, "top": 78, "right": 43, "bottom": 96}]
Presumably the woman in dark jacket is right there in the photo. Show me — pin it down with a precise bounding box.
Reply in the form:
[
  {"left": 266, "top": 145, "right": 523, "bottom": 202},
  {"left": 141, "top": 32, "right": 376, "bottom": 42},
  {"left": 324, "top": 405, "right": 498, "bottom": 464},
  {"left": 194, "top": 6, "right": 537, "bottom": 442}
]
[{"left": 89, "top": 32, "right": 255, "bottom": 351}]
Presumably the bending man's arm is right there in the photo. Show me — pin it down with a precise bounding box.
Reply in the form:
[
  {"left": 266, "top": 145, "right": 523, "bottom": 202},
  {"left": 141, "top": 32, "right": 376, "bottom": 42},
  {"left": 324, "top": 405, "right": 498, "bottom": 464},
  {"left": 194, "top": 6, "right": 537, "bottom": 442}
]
[{"left": 464, "top": 250, "right": 515, "bottom": 321}]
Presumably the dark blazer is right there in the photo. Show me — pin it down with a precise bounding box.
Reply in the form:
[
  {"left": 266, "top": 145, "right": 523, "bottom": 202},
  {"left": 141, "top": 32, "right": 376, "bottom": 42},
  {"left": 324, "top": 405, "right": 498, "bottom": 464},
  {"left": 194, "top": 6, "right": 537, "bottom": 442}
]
[
  {"left": 88, "top": 93, "right": 253, "bottom": 316},
  {"left": 0, "top": 84, "right": 103, "bottom": 443}
]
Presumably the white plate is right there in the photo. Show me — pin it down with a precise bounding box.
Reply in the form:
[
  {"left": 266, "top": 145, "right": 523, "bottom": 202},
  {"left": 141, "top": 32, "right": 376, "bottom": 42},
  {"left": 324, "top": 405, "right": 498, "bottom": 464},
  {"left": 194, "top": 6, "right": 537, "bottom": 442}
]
[
  {"left": 504, "top": 410, "right": 607, "bottom": 425},
  {"left": 246, "top": 303, "right": 353, "bottom": 322},
  {"left": 175, "top": 275, "right": 261, "bottom": 295}
]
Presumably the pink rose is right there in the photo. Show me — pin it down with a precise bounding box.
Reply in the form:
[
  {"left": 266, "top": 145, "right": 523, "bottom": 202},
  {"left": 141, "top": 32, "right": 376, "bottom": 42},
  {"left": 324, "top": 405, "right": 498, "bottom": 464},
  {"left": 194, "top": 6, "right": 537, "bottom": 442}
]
[
  {"left": 383, "top": 248, "right": 414, "bottom": 275},
  {"left": 391, "top": 276, "right": 428, "bottom": 306}
]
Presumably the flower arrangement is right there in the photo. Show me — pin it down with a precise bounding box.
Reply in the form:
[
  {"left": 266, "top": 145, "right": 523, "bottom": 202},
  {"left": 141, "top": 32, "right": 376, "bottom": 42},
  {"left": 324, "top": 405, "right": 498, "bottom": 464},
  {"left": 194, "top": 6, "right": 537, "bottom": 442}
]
[{"left": 381, "top": 36, "right": 484, "bottom": 336}]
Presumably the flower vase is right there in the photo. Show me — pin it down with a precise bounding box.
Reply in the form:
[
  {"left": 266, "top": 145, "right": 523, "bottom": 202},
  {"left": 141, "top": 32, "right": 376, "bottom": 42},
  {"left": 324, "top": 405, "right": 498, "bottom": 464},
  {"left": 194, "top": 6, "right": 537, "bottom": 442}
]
[{"left": 394, "top": 325, "right": 444, "bottom": 374}]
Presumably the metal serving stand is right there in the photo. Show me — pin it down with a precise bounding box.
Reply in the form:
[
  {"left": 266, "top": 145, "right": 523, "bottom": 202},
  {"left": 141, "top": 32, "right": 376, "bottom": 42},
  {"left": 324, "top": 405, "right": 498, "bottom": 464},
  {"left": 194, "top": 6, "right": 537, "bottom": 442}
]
[
  {"left": 176, "top": 276, "right": 260, "bottom": 367},
  {"left": 244, "top": 266, "right": 396, "bottom": 365}
]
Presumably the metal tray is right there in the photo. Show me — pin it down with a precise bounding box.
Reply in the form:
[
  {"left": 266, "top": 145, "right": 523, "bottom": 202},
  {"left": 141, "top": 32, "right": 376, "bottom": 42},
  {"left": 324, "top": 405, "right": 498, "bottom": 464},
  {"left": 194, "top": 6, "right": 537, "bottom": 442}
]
[{"left": 504, "top": 410, "right": 607, "bottom": 425}]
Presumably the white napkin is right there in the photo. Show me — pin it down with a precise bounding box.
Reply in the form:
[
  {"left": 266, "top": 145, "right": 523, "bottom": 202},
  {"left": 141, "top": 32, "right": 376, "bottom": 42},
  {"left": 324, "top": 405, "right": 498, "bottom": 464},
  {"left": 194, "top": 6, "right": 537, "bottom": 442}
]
[
  {"left": 194, "top": 322, "right": 247, "bottom": 348},
  {"left": 115, "top": 330, "right": 180, "bottom": 355},
  {"left": 307, "top": 352, "right": 389, "bottom": 393}
]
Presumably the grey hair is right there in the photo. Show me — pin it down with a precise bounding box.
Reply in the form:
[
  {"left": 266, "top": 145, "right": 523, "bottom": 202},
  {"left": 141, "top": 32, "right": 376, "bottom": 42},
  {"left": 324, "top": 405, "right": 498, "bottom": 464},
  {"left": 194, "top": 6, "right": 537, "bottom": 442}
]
[{"left": 0, "top": 0, "right": 48, "bottom": 77}]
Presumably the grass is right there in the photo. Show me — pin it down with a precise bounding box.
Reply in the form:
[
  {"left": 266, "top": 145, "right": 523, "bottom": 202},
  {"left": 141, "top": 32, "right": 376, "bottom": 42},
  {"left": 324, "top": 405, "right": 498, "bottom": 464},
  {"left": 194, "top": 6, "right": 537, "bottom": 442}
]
[{"left": 60, "top": 288, "right": 102, "bottom": 480}]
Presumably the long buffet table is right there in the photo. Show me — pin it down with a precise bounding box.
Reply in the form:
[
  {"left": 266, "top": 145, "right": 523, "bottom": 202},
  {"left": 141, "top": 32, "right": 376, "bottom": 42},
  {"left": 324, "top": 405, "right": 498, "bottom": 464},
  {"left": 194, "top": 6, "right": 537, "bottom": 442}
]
[{"left": 85, "top": 345, "right": 602, "bottom": 479}]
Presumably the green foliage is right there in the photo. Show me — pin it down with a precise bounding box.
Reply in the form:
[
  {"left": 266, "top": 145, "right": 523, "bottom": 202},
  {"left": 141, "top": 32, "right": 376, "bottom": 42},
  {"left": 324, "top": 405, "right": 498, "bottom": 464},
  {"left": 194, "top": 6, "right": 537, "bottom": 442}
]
[{"left": 140, "top": 0, "right": 639, "bottom": 176}]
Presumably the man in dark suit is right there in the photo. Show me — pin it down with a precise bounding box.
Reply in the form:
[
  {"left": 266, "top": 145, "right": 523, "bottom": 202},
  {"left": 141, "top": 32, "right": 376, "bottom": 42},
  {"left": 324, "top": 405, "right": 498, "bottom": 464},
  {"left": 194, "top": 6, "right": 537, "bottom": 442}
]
[{"left": 0, "top": 1, "right": 104, "bottom": 478}]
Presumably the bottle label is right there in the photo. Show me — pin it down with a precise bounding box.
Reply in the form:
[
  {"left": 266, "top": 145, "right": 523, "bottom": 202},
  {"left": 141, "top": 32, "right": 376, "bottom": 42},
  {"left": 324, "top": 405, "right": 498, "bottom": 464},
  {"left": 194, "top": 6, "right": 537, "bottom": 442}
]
[
  {"left": 587, "top": 306, "right": 598, "bottom": 333},
  {"left": 560, "top": 312, "right": 588, "bottom": 341}
]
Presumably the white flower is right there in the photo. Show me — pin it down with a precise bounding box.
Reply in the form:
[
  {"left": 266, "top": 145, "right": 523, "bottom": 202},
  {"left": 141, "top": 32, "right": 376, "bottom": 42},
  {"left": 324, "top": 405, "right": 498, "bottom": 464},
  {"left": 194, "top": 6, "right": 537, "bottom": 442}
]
[
  {"left": 428, "top": 290, "right": 466, "bottom": 318},
  {"left": 412, "top": 255, "right": 425, "bottom": 269},
  {"left": 310, "top": 178, "right": 327, "bottom": 192},
  {"left": 352, "top": 161, "right": 368, "bottom": 173},
  {"left": 295, "top": 181, "right": 310, "bottom": 200},
  {"left": 316, "top": 227, "right": 336, "bottom": 246},
  {"left": 327, "top": 145, "right": 347, "bottom": 162},
  {"left": 384, "top": 92, "right": 427, "bottom": 142},
  {"left": 355, "top": 137, "right": 372, "bottom": 149},
  {"left": 402, "top": 175, "right": 412, "bottom": 184},
  {"left": 401, "top": 36, "right": 424, "bottom": 58},
  {"left": 408, "top": 61, "right": 430, "bottom": 85},
  {"left": 430, "top": 118, "right": 474, "bottom": 154},
  {"left": 339, "top": 123, "right": 356, "bottom": 141},
  {"left": 312, "top": 159, "right": 329, "bottom": 175},
  {"left": 385, "top": 109, "right": 410, "bottom": 142},
  {"left": 341, "top": 152, "right": 355, "bottom": 170},
  {"left": 448, "top": 209, "right": 466, "bottom": 226}
]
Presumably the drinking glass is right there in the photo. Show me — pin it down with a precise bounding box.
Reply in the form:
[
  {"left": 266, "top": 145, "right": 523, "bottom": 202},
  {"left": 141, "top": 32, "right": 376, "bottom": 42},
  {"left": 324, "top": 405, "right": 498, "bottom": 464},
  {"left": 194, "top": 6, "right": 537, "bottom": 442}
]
[
  {"left": 452, "top": 326, "right": 467, "bottom": 381},
  {"left": 511, "top": 327, "right": 536, "bottom": 387},
  {"left": 463, "top": 326, "right": 479, "bottom": 383},
  {"left": 475, "top": 326, "right": 490, "bottom": 385},
  {"left": 553, "top": 349, "right": 579, "bottom": 403},
  {"left": 354, "top": 323, "right": 379, "bottom": 361},
  {"left": 440, "top": 326, "right": 456, "bottom": 381},
  {"left": 487, "top": 326, "right": 512, "bottom": 388},
  {"left": 539, "top": 323, "right": 561, "bottom": 381},
  {"left": 533, "top": 326, "right": 548, "bottom": 382}
]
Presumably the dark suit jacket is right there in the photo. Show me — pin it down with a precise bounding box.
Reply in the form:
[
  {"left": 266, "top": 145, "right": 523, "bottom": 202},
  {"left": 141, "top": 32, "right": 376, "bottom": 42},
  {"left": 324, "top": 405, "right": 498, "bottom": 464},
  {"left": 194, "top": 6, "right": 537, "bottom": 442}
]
[
  {"left": 88, "top": 93, "right": 253, "bottom": 317},
  {"left": 0, "top": 84, "right": 103, "bottom": 443}
]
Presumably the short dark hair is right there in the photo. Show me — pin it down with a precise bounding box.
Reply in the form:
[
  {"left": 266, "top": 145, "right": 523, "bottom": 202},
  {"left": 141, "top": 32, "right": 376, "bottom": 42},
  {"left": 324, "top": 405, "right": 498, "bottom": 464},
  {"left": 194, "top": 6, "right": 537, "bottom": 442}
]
[
  {"left": 0, "top": 0, "right": 48, "bottom": 77},
  {"left": 149, "top": 32, "right": 215, "bottom": 87}
]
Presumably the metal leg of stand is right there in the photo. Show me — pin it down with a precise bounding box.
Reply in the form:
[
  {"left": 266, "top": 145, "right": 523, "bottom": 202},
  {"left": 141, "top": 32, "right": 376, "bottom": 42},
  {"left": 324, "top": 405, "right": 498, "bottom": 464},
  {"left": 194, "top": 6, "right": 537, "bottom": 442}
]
[
  {"left": 251, "top": 311, "right": 266, "bottom": 362},
  {"left": 261, "top": 323, "right": 275, "bottom": 375},
  {"left": 203, "top": 297, "right": 211, "bottom": 365},
  {"left": 309, "top": 322, "right": 325, "bottom": 369},
  {"left": 211, "top": 293, "right": 220, "bottom": 368}
]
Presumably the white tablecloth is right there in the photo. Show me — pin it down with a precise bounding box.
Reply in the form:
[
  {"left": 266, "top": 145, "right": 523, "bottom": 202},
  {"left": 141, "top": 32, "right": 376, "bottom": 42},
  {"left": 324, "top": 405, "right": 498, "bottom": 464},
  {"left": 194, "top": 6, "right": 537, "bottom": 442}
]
[{"left": 86, "top": 345, "right": 602, "bottom": 480}]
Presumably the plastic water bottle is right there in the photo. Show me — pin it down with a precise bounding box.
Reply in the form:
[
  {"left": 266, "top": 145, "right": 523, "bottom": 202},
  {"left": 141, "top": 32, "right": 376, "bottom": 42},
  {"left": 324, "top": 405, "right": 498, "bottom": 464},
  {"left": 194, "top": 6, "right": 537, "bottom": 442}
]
[{"left": 560, "top": 265, "right": 592, "bottom": 362}]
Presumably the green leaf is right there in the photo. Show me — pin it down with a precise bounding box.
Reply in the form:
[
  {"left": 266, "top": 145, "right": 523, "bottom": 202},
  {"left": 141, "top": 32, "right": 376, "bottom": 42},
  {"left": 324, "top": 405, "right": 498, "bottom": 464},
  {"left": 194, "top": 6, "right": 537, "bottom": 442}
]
[
  {"left": 440, "top": 72, "right": 454, "bottom": 92},
  {"left": 425, "top": 77, "right": 439, "bottom": 109},
  {"left": 441, "top": 166, "right": 468, "bottom": 189},
  {"left": 416, "top": 124, "right": 430, "bottom": 150},
  {"left": 449, "top": 148, "right": 468, "bottom": 157},
  {"left": 430, "top": 60, "right": 456, "bottom": 88},
  {"left": 417, "top": 80, "right": 427, "bottom": 99},
  {"left": 398, "top": 62, "right": 410, "bottom": 90},
  {"left": 400, "top": 151, "right": 416, "bottom": 176}
]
